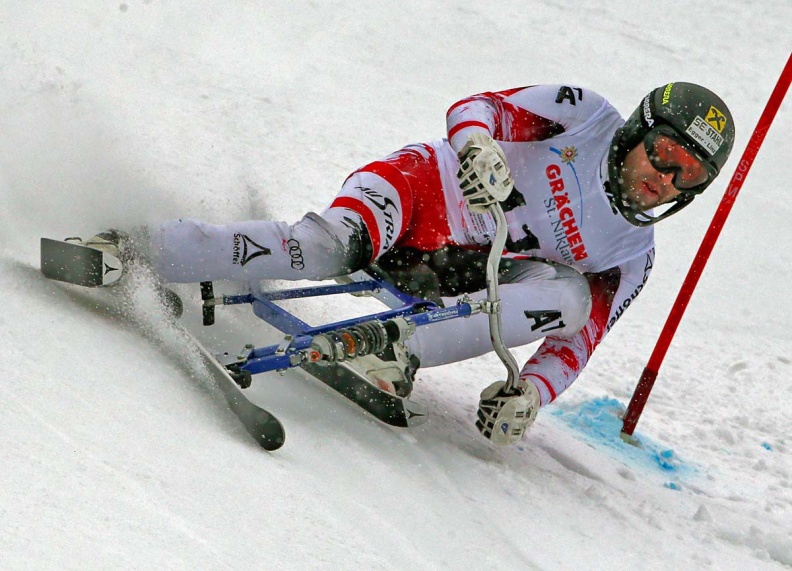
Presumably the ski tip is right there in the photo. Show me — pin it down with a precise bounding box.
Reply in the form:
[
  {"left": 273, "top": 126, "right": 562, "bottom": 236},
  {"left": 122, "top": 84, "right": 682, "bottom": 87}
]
[
  {"left": 250, "top": 413, "right": 286, "bottom": 451},
  {"left": 259, "top": 435, "right": 286, "bottom": 451}
]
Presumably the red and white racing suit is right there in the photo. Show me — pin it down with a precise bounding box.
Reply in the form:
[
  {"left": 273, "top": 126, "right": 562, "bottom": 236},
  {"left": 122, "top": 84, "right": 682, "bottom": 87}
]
[{"left": 151, "top": 85, "right": 655, "bottom": 406}]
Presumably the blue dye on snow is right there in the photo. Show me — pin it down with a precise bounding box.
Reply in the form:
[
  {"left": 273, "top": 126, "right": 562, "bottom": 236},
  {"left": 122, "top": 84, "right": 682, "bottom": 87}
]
[
  {"left": 548, "top": 396, "right": 693, "bottom": 476},
  {"left": 654, "top": 449, "right": 680, "bottom": 471}
]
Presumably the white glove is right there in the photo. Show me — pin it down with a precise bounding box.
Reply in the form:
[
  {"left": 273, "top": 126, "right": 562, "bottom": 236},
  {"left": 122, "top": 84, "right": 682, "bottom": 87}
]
[
  {"left": 476, "top": 380, "right": 540, "bottom": 445},
  {"left": 457, "top": 132, "right": 515, "bottom": 213}
]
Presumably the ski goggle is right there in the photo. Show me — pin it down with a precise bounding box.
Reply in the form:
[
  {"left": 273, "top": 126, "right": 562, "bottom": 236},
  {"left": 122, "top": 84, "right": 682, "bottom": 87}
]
[{"left": 643, "top": 126, "right": 715, "bottom": 193}]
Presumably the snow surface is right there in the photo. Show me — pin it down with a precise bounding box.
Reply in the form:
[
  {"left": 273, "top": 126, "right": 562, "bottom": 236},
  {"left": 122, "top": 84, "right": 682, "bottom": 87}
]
[{"left": 1, "top": 2, "right": 791, "bottom": 569}]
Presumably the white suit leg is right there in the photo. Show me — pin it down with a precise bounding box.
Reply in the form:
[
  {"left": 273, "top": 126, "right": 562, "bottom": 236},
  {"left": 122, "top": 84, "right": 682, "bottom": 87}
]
[
  {"left": 149, "top": 210, "right": 368, "bottom": 283},
  {"left": 406, "top": 261, "right": 591, "bottom": 367}
]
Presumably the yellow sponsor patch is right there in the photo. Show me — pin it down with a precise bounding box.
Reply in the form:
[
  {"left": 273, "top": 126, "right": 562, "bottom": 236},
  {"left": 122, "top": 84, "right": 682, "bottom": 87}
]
[
  {"left": 662, "top": 83, "right": 674, "bottom": 105},
  {"left": 705, "top": 106, "right": 727, "bottom": 134}
]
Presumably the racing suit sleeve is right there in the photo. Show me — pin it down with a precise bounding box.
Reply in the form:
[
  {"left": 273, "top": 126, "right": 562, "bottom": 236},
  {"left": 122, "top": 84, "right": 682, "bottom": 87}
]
[
  {"left": 520, "top": 249, "right": 656, "bottom": 406},
  {"left": 446, "top": 84, "right": 608, "bottom": 152}
]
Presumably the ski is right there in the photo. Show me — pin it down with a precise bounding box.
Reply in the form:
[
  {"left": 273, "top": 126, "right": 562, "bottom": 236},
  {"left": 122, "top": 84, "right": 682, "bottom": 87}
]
[
  {"left": 178, "top": 324, "right": 285, "bottom": 450},
  {"left": 301, "top": 361, "right": 427, "bottom": 428},
  {"left": 41, "top": 237, "right": 123, "bottom": 287},
  {"left": 40, "top": 237, "right": 285, "bottom": 451}
]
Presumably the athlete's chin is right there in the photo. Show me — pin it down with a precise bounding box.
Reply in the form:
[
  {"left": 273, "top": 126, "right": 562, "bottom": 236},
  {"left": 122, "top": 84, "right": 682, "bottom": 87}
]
[{"left": 624, "top": 190, "right": 656, "bottom": 212}]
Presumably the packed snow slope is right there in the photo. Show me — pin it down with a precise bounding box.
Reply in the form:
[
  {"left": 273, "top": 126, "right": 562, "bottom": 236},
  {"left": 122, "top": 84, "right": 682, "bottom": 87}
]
[{"left": 1, "top": 2, "right": 790, "bottom": 569}]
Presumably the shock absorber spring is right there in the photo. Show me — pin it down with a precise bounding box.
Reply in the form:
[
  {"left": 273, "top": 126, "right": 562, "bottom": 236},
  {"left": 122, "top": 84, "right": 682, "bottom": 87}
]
[{"left": 308, "top": 319, "right": 398, "bottom": 364}]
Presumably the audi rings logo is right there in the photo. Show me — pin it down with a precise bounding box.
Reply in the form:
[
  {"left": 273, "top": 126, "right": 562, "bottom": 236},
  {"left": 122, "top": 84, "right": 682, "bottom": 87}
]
[{"left": 287, "top": 239, "right": 305, "bottom": 270}]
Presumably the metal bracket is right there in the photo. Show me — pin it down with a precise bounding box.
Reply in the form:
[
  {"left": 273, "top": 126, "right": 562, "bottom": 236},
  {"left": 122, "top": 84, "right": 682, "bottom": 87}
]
[
  {"left": 480, "top": 299, "right": 501, "bottom": 315},
  {"left": 274, "top": 335, "right": 294, "bottom": 356},
  {"left": 200, "top": 281, "right": 216, "bottom": 326}
]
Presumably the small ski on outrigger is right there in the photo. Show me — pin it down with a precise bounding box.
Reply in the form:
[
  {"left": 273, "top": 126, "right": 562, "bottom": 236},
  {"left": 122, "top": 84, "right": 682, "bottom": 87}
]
[{"left": 40, "top": 237, "right": 285, "bottom": 451}]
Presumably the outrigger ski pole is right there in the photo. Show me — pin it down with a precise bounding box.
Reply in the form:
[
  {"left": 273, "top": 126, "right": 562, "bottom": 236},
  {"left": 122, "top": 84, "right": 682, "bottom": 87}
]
[{"left": 483, "top": 203, "right": 524, "bottom": 395}]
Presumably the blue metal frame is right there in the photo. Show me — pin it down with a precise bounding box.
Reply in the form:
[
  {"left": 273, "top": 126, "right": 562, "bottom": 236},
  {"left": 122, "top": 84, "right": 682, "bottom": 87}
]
[
  {"left": 217, "top": 275, "right": 479, "bottom": 377},
  {"left": 211, "top": 203, "right": 524, "bottom": 400}
]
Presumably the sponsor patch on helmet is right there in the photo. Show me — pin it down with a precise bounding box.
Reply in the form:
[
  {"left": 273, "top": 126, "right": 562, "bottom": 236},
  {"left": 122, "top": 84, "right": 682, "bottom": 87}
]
[
  {"left": 705, "top": 105, "right": 728, "bottom": 133},
  {"left": 685, "top": 115, "right": 725, "bottom": 156}
]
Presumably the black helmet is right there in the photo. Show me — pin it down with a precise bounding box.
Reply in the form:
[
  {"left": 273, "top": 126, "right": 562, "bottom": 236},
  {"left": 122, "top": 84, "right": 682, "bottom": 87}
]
[{"left": 607, "top": 82, "right": 735, "bottom": 226}]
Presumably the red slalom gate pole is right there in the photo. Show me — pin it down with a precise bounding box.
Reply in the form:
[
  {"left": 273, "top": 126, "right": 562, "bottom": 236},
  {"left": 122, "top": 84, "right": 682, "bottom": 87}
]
[{"left": 621, "top": 53, "right": 792, "bottom": 441}]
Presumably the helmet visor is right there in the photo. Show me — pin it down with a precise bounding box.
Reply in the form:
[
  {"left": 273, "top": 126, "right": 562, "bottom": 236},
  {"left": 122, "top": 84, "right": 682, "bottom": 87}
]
[{"left": 643, "top": 127, "right": 714, "bottom": 193}]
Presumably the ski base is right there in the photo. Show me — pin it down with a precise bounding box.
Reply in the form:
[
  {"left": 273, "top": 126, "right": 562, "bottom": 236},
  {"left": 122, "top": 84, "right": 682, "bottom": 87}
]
[{"left": 40, "top": 237, "right": 285, "bottom": 450}]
